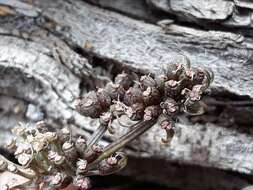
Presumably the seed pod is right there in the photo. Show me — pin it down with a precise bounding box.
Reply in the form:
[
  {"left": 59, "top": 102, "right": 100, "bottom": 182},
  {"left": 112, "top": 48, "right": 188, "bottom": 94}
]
[
  {"left": 143, "top": 87, "right": 161, "bottom": 106},
  {"left": 114, "top": 72, "right": 132, "bottom": 89},
  {"left": 139, "top": 75, "right": 157, "bottom": 90},
  {"left": 75, "top": 91, "right": 102, "bottom": 118},
  {"left": 73, "top": 176, "right": 91, "bottom": 190},
  {"left": 105, "top": 82, "right": 125, "bottom": 100},
  {"left": 143, "top": 105, "right": 161, "bottom": 121},
  {"left": 123, "top": 86, "right": 143, "bottom": 106},
  {"left": 84, "top": 144, "right": 103, "bottom": 163},
  {"left": 96, "top": 88, "right": 111, "bottom": 110},
  {"left": 76, "top": 159, "right": 88, "bottom": 174},
  {"left": 125, "top": 103, "right": 145, "bottom": 121},
  {"left": 62, "top": 141, "right": 78, "bottom": 162},
  {"left": 160, "top": 98, "right": 179, "bottom": 117},
  {"left": 75, "top": 137, "right": 87, "bottom": 154},
  {"left": 164, "top": 80, "right": 181, "bottom": 98}
]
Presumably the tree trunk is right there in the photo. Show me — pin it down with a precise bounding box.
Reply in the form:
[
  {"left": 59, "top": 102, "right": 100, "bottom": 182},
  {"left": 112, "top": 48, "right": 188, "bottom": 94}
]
[{"left": 0, "top": 0, "right": 253, "bottom": 189}]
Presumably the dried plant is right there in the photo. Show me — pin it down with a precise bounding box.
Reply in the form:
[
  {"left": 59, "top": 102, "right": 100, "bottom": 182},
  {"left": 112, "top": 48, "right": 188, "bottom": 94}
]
[{"left": 0, "top": 61, "right": 213, "bottom": 190}]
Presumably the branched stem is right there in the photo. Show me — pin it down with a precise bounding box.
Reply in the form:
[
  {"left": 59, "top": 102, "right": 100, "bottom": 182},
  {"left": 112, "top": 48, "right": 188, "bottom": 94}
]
[{"left": 88, "top": 119, "right": 156, "bottom": 169}]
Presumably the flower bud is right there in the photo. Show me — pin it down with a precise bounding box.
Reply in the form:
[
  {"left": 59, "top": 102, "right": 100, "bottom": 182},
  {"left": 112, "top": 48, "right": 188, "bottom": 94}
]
[
  {"left": 75, "top": 91, "right": 102, "bottom": 118},
  {"left": 96, "top": 88, "right": 111, "bottom": 110},
  {"left": 183, "top": 99, "right": 204, "bottom": 116},
  {"left": 160, "top": 98, "right": 179, "bottom": 117},
  {"left": 75, "top": 137, "right": 87, "bottom": 154},
  {"left": 84, "top": 144, "right": 103, "bottom": 163},
  {"left": 35, "top": 120, "right": 48, "bottom": 133},
  {"left": 114, "top": 72, "right": 132, "bottom": 89},
  {"left": 76, "top": 159, "right": 88, "bottom": 174},
  {"left": 143, "top": 87, "right": 161, "bottom": 106},
  {"left": 105, "top": 82, "right": 125, "bottom": 100},
  {"left": 48, "top": 151, "right": 58, "bottom": 162},
  {"left": 54, "top": 154, "right": 66, "bottom": 165},
  {"left": 5, "top": 138, "right": 16, "bottom": 151},
  {"left": 123, "top": 87, "right": 143, "bottom": 106},
  {"left": 155, "top": 74, "right": 167, "bottom": 92},
  {"left": 98, "top": 152, "right": 127, "bottom": 176},
  {"left": 58, "top": 127, "right": 71, "bottom": 142},
  {"left": 99, "top": 112, "right": 113, "bottom": 126},
  {"left": 14, "top": 146, "right": 24, "bottom": 156},
  {"left": 139, "top": 75, "right": 156, "bottom": 90},
  {"left": 164, "top": 80, "right": 181, "bottom": 98},
  {"left": 12, "top": 123, "right": 26, "bottom": 136},
  {"left": 62, "top": 141, "right": 78, "bottom": 162},
  {"left": 160, "top": 119, "right": 175, "bottom": 144},
  {"left": 17, "top": 153, "right": 31, "bottom": 167},
  {"left": 162, "top": 63, "right": 184, "bottom": 80},
  {"left": 144, "top": 105, "right": 161, "bottom": 121},
  {"left": 49, "top": 172, "right": 72, "bottom": 189},
  {"left": 193, "top": 68, "right": 205, "bottom": 84},
  {"left": 45, "top": 132, "right": 58, "bottom": 143},
  {"left": 73, "top": 176, "right": 91, "bottom": 190},
  {"left": 126, "top": 103, "right": 145, "bottom": 121},
  {"left": 7, "top": 164, "right": 18, "bottom": 173}
]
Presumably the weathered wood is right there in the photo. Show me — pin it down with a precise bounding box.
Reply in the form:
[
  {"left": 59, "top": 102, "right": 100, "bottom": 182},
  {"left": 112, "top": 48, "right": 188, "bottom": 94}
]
[
  {"left": 34, "top": 0, "right": 253, "bottom": 98},
  {"left": 85, "top": 0, "right": 159, "bottom": 23},
  {"left": 0, "top": 0, "right": 253, "bottom": 187},
  {"left": 147, "top": 0, "right": 253, "bottom": 28}
]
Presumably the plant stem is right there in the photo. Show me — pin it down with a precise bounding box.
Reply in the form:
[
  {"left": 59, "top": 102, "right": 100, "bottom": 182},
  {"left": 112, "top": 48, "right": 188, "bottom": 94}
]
[
  {"left": 88, "top": 119, "right": 156, "bottom": 169},
  {"left": 86, "top": 124, "right": 108, "bottom": 151}
]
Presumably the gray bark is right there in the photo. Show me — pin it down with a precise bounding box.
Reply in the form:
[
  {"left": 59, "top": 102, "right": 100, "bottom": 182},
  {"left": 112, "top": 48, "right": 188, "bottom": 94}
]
[
  {"left": 147, "top": 0, "right": 253, "bottom": 29},
  {"left": 0, "top": 0, "right": 253, "bottom": 189}
]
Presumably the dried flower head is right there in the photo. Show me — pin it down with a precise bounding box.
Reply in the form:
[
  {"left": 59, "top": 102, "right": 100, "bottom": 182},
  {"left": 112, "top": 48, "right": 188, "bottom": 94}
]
[{"left": 0, "top": 60, "right": 213, "bottom": 190}]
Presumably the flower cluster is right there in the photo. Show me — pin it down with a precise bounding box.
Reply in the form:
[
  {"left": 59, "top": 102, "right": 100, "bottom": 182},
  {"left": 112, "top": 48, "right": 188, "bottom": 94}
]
[
  {"left": 76, "top": 62, "right": 213, "bottom": 144},
  {"left": 0, "top": 62, "right": 213, "bottom": 190},
  {"left": 0, "top": 122, "right": 127, "bottom": 190}
]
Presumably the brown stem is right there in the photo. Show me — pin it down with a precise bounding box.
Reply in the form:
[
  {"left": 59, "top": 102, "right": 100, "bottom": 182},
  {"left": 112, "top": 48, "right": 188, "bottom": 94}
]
[{"left": 88, "top": 119, "right": 156, "bottom": 169}]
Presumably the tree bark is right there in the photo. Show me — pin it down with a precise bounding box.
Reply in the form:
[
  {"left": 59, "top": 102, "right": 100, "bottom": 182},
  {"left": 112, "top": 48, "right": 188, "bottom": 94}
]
[{"left": 0, "top": 0, "right": 253, "bottom": 189}]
